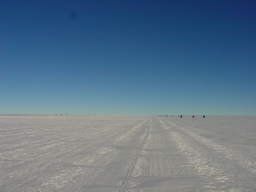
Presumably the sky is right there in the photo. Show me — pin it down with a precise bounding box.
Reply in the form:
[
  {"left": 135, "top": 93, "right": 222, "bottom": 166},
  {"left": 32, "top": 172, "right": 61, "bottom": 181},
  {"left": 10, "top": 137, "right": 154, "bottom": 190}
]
[{"left": 0, "top": 0, "right": 255, "bottom": 115}]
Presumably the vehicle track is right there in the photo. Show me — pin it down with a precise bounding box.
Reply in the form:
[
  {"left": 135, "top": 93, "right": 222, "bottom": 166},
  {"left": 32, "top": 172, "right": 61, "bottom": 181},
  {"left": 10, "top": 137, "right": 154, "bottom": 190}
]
[
  {"left": 161, "top": 118, "right": 256, "bottom": 191},
  {"left": 117, "top": 120, "right": 151, "bottom": 192},
  {"left": 131, "top": 118, "right": 205, "bottom": 192},
  {"left": 37, "top": 120, "right": 149, "bottom": 192},
  {"left": 167, "top": 120, "right": 256, "bottom": 175},
  {"left": 0, "top": 117, "right": 147, "bottom": 192}
]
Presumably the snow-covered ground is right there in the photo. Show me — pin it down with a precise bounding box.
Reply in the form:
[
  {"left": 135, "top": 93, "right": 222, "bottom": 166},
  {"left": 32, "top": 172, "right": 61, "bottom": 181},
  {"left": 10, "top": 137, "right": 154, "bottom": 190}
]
[{"left": 0, "top": 115, "right": 256, "bottom": 192}]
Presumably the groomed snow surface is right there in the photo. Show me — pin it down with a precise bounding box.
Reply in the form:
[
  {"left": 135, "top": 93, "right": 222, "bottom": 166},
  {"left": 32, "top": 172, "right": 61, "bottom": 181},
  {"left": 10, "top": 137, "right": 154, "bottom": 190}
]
[{"left": 0, "top": 115, "right": 256, "bottom": 192}]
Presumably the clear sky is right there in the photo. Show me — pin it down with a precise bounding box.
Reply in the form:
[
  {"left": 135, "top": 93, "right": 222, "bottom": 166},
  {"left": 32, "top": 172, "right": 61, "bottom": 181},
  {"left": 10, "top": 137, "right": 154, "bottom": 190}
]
[{"left": 0, "top": 0, "right": 255, "bottom": 115}]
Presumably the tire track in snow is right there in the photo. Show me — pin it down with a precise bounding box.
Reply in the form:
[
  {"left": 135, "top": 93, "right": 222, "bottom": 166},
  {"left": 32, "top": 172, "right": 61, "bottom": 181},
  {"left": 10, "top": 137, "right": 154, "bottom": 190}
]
[
  {"left": 2, "top": 122, "right": 137, "bottom": 188},
  {"left": 161, "top": 119, "right": 256, "bottom": 191},
  {"left": 166, "top": 120, "right": 256, "bottom": 175},
  {"left": 160, "top": 120, "right": 234, "bottom": 190},
  {"left": 117, "top": 120, "right": 151, "bottom": 192},
  {"left": 117, "top": 119, "right": 204, "bottom": 192},
  {"left": 137, "top": 119, "right": 205, "bottom": 191},
  {"left": 38, "top": 120, "right": 148, "bottom": 192}
]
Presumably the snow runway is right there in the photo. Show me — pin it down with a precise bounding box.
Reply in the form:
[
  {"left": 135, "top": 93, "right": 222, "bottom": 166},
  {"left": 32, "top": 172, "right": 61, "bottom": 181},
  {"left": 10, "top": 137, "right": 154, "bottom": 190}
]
[{"left": 0, "top": 115, "right": 256, "bottom": 191}]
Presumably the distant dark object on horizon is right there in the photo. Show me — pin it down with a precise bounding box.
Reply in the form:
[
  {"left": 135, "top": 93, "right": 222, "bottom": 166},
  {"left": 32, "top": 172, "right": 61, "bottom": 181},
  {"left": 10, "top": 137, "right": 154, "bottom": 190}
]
[{"left": 177, "top": 114, "right": 206, "bottom": 119}]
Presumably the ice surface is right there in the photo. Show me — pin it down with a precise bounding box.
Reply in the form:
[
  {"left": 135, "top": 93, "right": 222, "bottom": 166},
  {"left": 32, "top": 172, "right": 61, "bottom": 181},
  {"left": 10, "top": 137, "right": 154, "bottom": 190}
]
[{"left": 0, "top": 115, "right": 256, "bottom": 192}]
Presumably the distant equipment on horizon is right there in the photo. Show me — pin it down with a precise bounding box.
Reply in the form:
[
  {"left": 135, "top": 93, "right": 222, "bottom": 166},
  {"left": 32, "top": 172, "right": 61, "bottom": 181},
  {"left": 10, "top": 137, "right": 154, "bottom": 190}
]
[{"left": 177, "top": 115, "right": 206, "bottom": 119}]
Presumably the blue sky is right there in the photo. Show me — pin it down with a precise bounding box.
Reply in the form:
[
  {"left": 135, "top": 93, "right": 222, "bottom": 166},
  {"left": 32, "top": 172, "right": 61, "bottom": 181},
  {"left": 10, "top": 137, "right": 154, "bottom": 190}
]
[{"left": 0, "top": 0, "right": 255, "bottom": 114}]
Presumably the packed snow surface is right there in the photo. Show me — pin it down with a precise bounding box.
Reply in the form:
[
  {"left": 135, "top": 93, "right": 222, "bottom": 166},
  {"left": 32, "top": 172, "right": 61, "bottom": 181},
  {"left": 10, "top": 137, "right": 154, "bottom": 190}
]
[{"left": 0, "top": 115, "right": 256, "bottom": 192}]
